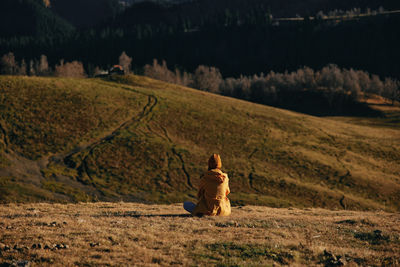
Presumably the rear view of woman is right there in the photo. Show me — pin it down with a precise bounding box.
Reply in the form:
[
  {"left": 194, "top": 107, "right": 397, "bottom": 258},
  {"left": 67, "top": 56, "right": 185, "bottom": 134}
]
[{"left": 184, "top": 154, "right": 231, "bottom": 216}]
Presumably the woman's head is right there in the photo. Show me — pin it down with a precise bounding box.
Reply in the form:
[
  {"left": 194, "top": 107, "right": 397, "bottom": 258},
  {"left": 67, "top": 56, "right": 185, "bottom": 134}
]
[{"left": 208, "top": 154, "right": 222, "bottom": 170}]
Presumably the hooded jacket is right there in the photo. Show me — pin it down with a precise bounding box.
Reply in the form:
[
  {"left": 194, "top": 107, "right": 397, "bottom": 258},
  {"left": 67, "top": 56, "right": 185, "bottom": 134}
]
[{"left": 192, "top": 154, "right": 231, "bottom": 216}]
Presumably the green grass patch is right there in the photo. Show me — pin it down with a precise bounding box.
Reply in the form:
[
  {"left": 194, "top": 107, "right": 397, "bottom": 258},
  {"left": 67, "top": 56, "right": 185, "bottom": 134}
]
[
  {"left": 0, "top": 176, "right": 56, "bottom": 203},
  {"left": 41, "top": 180, "right": 92, "bottom": 202},
  {"left": 193, "top": 242, "right": 293, "bottom": 266}
]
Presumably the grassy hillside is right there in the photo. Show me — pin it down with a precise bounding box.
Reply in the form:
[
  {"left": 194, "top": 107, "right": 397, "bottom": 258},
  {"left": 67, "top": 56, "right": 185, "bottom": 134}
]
[
  {"left": 0, "top": 75, "right": 399, "bottom": 211},
  {"left": 0, "top": 203, "right": 399, "bottom": 266}
]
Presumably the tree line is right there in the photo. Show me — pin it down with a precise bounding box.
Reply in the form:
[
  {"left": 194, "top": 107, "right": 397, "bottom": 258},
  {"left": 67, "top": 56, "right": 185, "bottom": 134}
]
[
  {"left": 2, "top": 51, "right": 398, "bottom": 116},
  {"left": 0, "top": 52, "right": 86, "bottom": 78},
  {"left": 142, "top": 59, "right": 399, "bottom": 116}
]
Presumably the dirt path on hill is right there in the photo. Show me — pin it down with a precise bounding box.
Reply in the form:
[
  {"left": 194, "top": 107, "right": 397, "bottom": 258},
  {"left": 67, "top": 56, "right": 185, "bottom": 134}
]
[
  {"left": 1, "top": 80, "right": 195, "bottom": 199},
  {"left": 247, "top": 148, "right": 259, "bottom": 192},
  {"left": 67, "top": 94, "right": 158, "bottom": 183},
  {"left": 145, "top": 122, "right": 194, "bottom": 190},
  {"left": 0, "top": 84, "right": 160, "bottom": 201},
  {"left": 62, "top": 94, "right": 157, "bottom": 164}
]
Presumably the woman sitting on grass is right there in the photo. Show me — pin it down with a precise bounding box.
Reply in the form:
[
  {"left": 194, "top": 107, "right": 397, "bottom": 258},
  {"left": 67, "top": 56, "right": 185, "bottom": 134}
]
[{"left": 184, "top": 154, "right": 231, "bottom": 216}]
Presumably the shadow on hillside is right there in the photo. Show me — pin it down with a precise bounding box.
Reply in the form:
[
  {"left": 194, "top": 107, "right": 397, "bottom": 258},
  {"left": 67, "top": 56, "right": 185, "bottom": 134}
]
[
  {"left": 270, "top": 91, "right": 385, "bottom": 117},
  {"left": 369, "top": 103, "right": 396, "bottom": 107}
]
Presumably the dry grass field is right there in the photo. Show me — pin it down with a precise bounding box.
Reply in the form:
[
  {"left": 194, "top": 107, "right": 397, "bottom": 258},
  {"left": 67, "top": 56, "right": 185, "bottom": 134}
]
[{"left": 0, "top": 202, "right": 399, "bottom": 266}]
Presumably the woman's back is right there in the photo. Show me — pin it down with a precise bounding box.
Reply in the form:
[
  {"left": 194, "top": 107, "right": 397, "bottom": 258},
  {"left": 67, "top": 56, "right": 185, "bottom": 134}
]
[
  {"left": 192, "top": 154, "right": 231, "bottom": 216},
  {"left": 201, "top": 169, "right": 229, "bottom": 200},
  {"left": 183, "top": 154, "right": 231, "bottom": 216}
]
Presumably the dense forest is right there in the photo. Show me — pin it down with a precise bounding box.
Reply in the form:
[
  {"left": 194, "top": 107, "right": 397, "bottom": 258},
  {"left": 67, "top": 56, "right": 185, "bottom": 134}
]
[
  {"left": 0, "top": 0, "right": 74, "bottom": 38},
  {"left": 50, "top": 0, "right": 123, "bottom": 27},
  {"left": 1, "top": 0, "right": 400, "bottom": 80}
]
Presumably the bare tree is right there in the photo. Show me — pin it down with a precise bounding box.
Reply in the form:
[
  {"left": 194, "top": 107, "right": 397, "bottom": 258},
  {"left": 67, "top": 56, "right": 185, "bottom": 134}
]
[
  {"left": 37, "top": 55, "right": 50, "bottom": 76},
  {"left": 55, "top": 60, "right": 86, "bottom": 78},
  {"left": 220, "top": 75, "right": 251, "bottom": 99},
  {"left": 368, "top": 75, "right": 384, "bottom": 95},
  {"left": 144, "top": 59, "right": 175, "bottom": 83},
  {"left": 250, "top": 77, "right": 270, "bottom": 103},
  {"left": 181, "top": 70, "right": 193, "bottom": 87},
  {"left": 0, "top": 52, "right": 17, "bottom": 75},
  {"left": 294, "top": 66, "right": 316, "bottom": 90},
  {"left": 383, "top": 78, "right": 399, "bottom": 105},
  {"left": 174, "top": 68, "right": 193, "bottom": 87},
  {"left": 318, "top": 64, "right": 344, "bottom": 106},
  {"left": 17, "top": 59, "right": 27, "bottom": 76},
  {"left": 119, "top": 51, "right": 132, "bottom": 74},
  {"left": 29, "top": 60, "right": 36, "bottom": 76},
  {"left": 356, "top": 70, "right": 371, "bottom": 93},
  {"left": 343, "top": 69, "right": 361, "bottom": 99},
  {"left": 318, "top": 64, "right": 344, "bottom": 90},
  {"left": 193, "top": 65, "right": 223, "bottom": 93}
]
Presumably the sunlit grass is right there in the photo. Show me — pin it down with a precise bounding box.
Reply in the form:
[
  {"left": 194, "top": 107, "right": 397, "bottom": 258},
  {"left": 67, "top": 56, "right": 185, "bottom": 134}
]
[
  {"left": 0, "top": 75, "right": 399, "bottom": 211},
  {"left": 0, "top": 203, "right": 398, "bottom": 266}
]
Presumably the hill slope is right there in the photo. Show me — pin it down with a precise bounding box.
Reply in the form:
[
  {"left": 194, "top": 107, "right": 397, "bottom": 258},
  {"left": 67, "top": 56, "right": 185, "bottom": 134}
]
[
  {"left": 0, "top": 203, "right": 399, "bottom": 266},
  {"left": 0, "top": 75, "right": 399, "bottom": 211},
  {"left": 50, "top": 0, "right": 122, "bottom": 28},
  {"left": 0, "top": 0, "right": 74, "bottom": 38}
]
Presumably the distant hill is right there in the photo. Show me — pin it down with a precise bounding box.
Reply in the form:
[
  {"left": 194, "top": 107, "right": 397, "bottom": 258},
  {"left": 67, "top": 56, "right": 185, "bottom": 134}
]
[
  {"left": 50, "top": 0, "right": 122, "bottom": 27},
  {"left": 112, "top": 0, "right": 400, "bottom": 27},
  {"left": 0, "top": 0, "right": 74, "bottom": 38},
  {"left": 100, "top": 0, "right": 400, "bottom": 79},
  {"left": 0, "top": 75, "right": 399, "bottom": 212},
  {"left": 1, "top": 0, "right": 399, "bottom": 80}
]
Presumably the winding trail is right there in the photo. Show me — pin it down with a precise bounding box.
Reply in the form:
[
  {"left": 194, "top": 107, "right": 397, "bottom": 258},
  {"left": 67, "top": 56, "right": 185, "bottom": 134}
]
[
  {"left": 65, "top": 93, "right": 158, "bottom": 180},
  {"left": 1, "top": 80, "right": 195, "bottom": 199},
  {"left": 64, "top": 95, "right": 157, "bottom": 163},
  {"left": 144, "top": 122, "right": 194, "bottom": 190},
  {"left": 0, "top": 121, "right": 9, "bottom": 148},
  {"left": 116, "top": 84, "right": 194, "bottom": 190},
  {"left": 248, "top": 148, "right": 260, "bottom": 192},
  {"left": 172, "top": 147, "right": 193, "bottom": 189},
  {"left": 159, "top": 124, "right": 194, "bottom": 190},
  {"left": 318, "top": 128, "right": 352, "bottom": 208},
  {"left": 0, "top": 83, "right": 160, "bottom": 200}
]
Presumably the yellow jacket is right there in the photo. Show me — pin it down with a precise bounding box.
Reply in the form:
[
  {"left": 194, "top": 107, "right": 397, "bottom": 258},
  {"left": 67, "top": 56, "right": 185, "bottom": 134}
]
[{"left": 192, "top": 169, "right": 231, "bottom": 216}]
